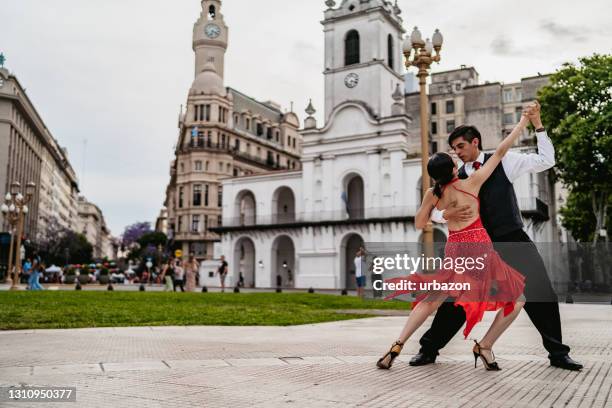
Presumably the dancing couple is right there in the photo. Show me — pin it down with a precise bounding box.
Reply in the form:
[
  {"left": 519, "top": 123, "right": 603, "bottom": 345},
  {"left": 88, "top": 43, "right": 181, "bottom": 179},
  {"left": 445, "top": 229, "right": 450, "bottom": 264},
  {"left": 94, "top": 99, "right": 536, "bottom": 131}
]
[{"left": 377, "top": 101, "right": 582, "bottom": 372}]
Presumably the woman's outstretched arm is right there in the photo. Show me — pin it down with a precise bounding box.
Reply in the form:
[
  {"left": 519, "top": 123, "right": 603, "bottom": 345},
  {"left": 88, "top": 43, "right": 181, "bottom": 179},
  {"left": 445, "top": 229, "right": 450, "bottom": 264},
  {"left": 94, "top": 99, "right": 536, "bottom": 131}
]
[{"left": 415, "top": 188, "right": 437, "bottom": 229}]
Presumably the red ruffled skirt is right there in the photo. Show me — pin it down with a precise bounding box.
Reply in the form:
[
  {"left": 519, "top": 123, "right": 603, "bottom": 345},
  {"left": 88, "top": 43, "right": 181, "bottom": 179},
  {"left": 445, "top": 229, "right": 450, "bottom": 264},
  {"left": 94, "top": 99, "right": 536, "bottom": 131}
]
[{"left": 385, "top": 218, "right": 525, "bottom": 338}]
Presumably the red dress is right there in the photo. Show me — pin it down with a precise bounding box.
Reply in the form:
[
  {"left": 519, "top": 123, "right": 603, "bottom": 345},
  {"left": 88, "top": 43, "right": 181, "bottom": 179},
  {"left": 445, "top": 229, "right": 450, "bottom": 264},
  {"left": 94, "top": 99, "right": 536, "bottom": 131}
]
[{"left": 385, "top": 179, "right": 525, "bottom": 338}]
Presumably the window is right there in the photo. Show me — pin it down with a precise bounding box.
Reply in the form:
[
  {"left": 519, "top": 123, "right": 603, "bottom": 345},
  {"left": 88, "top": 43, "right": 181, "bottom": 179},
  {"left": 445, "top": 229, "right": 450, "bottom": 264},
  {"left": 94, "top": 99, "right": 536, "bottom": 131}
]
[
  {"left": 503, "top": 89, "right": 513, "bottom": 103},
  {"left": 257, "top": 123, "right": 263, "bottom": 136},
  {"left": 432, "top": 141, "right": 438, "bottom": 153},
  {"left": 246, "top": 118, "right": 251, "bottom": 130},
  {"left": 204, "top": 215, "right": 209, "bottom": 231},
  {"left": 446, "top": 120, "right": 456, "bottom": 133},
  {"left": 180, "top": 162, "right": 185, "bottom": 173},
  {"left": 276, "top": 131, "right": 280, "bottom": 142},
  {"left": 516, "top": 90, "right": 522, "bottom": 102},
  {"left": 233, "top": 168, "right": 238, "bottom": 176},
  {"left": 292, "top": 138, "right": 296, "bottom": 148},
  {"left": 217, "top": 215, "right": 222, "bottom": 227},
  {"left": 204, "top": 104, "right": 211, "bottom": 121},
  {"left": 503, "top": 113, "right": 514, "bottom": 125},
  {"left": 218, "top": 162, "right": 223, "bottom": 172},
  {"left": 227, "top": 163, "right": 231, "bottom": 173},
  {"left": 204, "top": 184, "right": 209, "bottom": 206},
  {"left": 431, "top": 102, "right": 437, "bottom": 115},
  {"left": 178, "top": 216, "right": 183, "bottom": 233},
  {"left": 345, "top": 30, "right": 360, "bottom": 66},
  {"left": 193, "top": 184, "right": 202, "bottom": 206},
  {"left": 195, "top": 161, "right": 202, "bottom": 171},
  {"left": 208, "top": 5, "right": 216, "bottom": 19},
  {"left": 194, "top": 105, "right": 199, "bottom": 121},
  {"left": 431, "top": 121, "right": 438, "bottom": 135},
  {"left": 207, "top": 131, "right": 212, "bottom": 147},
  {"left": 191, "top": 215, "right": 200, "bottom": 233},
  {"left": 178, "top": 187, "right": 184, "bottom": 208},
  {"left": 387, "top": 34, "right": 394, "bottom": 70},
  {"left": 267, "top": 127, "right": 272, "bottom": 140},
  {"left": 267, "top": 151, "right": 274, "bottom": 166},
  {"left": 287, "top": 136, "right": 291, "bottom": 147},
  {"left": 515, "top": 108, "right": 523, "bottom": 123},
  {"left": 446, "top": 100, "right": 455, "bottom": 114},
  {"left": 234, "top": 138, "right": 240, "bottom": 150},
  {"left": 218, "top": 187, "right": 223, "bottom": 208}
]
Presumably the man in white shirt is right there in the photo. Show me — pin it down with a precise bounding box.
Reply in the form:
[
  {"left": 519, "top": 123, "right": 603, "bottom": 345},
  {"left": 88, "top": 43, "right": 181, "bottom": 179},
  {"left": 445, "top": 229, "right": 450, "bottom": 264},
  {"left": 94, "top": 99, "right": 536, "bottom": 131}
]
[
  {"left": 409, "top": 102, "right": 582, "bottom": 371},
  {"left": 354, "top": 247, "right": 366, "bottom": 298}
]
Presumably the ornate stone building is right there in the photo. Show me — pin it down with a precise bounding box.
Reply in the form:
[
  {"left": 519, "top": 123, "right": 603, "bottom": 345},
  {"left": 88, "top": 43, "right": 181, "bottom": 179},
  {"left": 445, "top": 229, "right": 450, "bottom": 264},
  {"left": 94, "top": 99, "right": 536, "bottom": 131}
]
[
  {"left": 0, "top": 64, "right": 80, "bottom": 241},
  {"left": 162, "top": 0, "right": 302, "bottom": 260}
]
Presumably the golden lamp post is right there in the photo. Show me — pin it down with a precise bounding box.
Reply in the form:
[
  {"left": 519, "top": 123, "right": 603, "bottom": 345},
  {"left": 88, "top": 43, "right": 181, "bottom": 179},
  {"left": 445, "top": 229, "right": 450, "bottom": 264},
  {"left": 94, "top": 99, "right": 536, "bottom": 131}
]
[
  {"left": 1, "top": 181, "right": 36, "bottom": 290},
  {"left": 403, "top": 26, "right": 443, "bottom": 247}
]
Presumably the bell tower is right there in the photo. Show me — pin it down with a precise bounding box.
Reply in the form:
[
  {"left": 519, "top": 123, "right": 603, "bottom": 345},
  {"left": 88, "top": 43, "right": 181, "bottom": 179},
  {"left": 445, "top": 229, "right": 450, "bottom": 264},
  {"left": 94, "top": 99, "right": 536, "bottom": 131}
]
[
  {"left": 322, "top": 0, "right": 405, "bottom": 119},
  {"left": 193, "top": 0, "right": 229, "bottom": 79}
]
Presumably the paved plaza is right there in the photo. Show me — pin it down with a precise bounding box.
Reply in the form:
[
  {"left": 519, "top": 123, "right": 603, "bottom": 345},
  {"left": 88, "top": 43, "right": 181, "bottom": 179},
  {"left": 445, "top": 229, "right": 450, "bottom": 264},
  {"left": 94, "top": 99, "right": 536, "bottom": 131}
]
[{"left": 0, "top": 303, "right": 610, "bottom": 407}]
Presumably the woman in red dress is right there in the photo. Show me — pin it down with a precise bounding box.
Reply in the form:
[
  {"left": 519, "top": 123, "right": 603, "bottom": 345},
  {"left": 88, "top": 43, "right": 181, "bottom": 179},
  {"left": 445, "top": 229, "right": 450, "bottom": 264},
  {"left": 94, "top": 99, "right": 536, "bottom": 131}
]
[{"left": 376, "top": 112, "right": 531, "bottom": 371}]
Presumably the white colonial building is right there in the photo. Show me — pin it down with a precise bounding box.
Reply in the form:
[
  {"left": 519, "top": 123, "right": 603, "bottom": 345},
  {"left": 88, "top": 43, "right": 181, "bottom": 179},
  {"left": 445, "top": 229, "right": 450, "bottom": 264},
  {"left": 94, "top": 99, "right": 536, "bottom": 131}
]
[{"left": 210, "top": 0, "right": 560, "bottom": 290}]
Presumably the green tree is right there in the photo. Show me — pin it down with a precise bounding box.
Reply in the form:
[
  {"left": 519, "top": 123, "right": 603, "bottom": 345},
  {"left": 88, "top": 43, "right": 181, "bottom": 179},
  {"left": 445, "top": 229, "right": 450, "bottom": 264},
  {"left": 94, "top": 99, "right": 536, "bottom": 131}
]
[{"left": 538, "top": 54, "right": 612, "bottom": 242}]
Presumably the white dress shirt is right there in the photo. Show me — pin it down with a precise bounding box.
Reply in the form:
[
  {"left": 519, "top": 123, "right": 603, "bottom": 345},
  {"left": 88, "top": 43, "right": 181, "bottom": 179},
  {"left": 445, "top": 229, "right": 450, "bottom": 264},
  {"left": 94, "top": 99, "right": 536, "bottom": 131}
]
[{"left": 431, "top": 130, "right": 555, "bottom": 223}]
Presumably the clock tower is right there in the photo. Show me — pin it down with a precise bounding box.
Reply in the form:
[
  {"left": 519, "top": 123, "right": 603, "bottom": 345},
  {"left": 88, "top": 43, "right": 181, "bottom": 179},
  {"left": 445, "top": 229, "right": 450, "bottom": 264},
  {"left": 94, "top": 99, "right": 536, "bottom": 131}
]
[
  {"left": 193, "top": 0, "right": 228, "bottom": 79},
  {"left": 322, "top": 0, "right": 405, "bottom": 120}
]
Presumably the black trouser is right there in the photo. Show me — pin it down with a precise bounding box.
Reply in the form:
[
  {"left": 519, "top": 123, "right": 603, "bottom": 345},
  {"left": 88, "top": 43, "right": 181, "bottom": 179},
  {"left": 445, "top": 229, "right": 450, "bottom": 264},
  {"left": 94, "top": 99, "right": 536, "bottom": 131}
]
[
  {"left": 173, "top": 279, "right": 184, "bottom": 292},
  {"left": 418, "top": 228, "right": 571, "bottom": 359}
]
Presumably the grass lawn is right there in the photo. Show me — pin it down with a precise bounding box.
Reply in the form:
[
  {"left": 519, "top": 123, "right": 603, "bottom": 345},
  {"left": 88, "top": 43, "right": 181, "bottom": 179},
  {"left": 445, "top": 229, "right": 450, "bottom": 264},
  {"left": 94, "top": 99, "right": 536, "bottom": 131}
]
[{"left": 0, "top": 291, "right": 410, "bottom": 330}]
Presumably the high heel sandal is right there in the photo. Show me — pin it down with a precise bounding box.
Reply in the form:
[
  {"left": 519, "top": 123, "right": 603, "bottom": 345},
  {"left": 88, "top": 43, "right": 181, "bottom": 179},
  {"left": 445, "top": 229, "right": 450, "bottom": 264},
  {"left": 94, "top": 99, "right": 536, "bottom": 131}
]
[
  {"left": 376, "top": 340, "right": 404, "bottom": 369},
  {"left": 472, "top": 340, "right": 501, "bottom": 371}
]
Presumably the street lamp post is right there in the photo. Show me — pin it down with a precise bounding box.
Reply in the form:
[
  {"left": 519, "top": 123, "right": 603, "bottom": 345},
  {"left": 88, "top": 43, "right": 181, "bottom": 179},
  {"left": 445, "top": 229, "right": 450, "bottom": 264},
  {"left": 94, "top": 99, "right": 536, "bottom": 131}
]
[
  {"left": 403, "top": 26, "right": 443, "bottom": 247},
  {"left": 1, "top": 181, "right": 36, "bottom": 289}
]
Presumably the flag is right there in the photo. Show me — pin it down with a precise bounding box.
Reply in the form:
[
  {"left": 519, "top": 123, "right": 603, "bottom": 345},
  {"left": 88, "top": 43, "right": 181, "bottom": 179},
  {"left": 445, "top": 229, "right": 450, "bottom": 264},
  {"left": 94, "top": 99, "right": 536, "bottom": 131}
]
[{"left": 341, "top": 192, "right": 350, "bottom": 215}]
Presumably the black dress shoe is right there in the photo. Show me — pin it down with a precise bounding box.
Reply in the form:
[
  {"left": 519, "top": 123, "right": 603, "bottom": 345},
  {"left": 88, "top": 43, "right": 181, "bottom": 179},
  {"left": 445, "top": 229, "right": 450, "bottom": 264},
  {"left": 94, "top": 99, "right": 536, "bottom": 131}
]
[
  {"left": 550, "top": 355, "right": 583, "bottom": 371},
  {"left": 409, "top": 352, "right": 437, "bottom": 366}
]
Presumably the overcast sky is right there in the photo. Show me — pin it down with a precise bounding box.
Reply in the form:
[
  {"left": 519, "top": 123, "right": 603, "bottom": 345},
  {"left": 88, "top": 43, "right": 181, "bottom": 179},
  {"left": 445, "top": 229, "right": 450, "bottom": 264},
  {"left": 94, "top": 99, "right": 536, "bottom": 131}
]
[{"left": 2, "top": 0, "right": 610, "bottom": 235}]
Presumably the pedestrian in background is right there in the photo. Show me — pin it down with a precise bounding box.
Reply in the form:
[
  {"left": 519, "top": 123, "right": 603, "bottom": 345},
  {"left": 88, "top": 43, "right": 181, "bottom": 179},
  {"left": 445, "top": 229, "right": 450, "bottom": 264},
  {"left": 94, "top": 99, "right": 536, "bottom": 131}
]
[
  {"left": 183, "top": 253, "right": 199, "bottom": 292},
  {"left": 173, "top": 259, "right": 185, "bottom": 292},
  {"left": 160, "top": 258, "right": 175, "bottom": 292}
]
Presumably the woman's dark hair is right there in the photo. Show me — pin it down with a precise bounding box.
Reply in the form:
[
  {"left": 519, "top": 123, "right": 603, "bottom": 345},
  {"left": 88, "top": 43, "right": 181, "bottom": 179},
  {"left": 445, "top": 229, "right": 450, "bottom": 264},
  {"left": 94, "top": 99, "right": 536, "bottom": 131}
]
[
  {"left": 427, "top": 152, "right": 456, "bottom": 198},
  {"left": 448, "top": 125, "right": 482, "bottom": 150}
]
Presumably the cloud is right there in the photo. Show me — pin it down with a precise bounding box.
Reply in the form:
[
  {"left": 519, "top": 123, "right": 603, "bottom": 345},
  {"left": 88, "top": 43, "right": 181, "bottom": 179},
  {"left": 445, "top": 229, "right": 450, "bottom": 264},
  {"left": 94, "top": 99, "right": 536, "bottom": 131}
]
[
  {"left": 490, "top": 35, "right": 525, "bottom": 57},
  {"left": 539, "top": 20, "right": 589, "bottom": 41}
]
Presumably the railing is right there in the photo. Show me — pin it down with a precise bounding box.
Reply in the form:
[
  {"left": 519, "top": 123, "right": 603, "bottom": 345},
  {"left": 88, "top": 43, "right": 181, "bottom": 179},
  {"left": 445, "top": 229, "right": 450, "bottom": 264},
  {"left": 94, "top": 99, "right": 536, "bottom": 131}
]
[
  {"left": 182, "top": 143, "right": 288, "bottom": 170},
  {"left": 220, "top": 206, "right": 418, "bottom": 227}
]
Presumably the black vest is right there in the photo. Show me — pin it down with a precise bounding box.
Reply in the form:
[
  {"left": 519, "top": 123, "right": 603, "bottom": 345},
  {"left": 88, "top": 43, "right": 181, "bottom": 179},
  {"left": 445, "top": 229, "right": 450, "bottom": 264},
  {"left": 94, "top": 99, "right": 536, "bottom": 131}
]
[{"left": 458, "top": 153, "right": 523, "bottom": 237}]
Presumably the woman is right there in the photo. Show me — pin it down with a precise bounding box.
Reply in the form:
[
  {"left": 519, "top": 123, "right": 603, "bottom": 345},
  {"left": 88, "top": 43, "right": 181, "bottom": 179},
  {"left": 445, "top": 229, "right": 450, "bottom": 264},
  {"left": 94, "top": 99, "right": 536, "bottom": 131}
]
[
  {"left": 376, "top": 110, "right": 532, "bottom": 371},
  {"left": 183, "top": 253, "right": 199, "bottom": 292},
  {"left": 217, "top": 255, "right": 228, "bottom": 292},
  {"left": 160, "top": 258, "right": 175, "bottom": 292}
]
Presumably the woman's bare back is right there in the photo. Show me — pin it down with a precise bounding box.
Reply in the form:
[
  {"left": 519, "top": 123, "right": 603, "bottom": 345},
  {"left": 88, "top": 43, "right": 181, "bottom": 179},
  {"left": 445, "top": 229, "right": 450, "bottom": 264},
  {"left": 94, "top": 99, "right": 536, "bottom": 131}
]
[{"left": 434, "top": 179, "right": 480, "bottom": 231}]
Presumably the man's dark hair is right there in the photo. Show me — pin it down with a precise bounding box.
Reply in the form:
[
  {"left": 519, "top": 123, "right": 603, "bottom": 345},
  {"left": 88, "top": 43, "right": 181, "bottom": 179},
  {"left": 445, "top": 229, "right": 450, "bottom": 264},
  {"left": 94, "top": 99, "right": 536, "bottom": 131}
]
[{"left": 448, "top": 125, "right": 482, "bottom": 150}]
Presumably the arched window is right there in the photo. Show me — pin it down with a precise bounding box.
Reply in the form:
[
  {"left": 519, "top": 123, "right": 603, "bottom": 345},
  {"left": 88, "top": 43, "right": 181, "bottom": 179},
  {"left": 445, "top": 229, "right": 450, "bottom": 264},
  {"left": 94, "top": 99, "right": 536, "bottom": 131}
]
[
  {"left": 345, "top": 30, "right": 360, "bottom": 66},
  {"left": 208, "top": 5, "right": 216, "bottom": 19},
  {"left": 387, "top": 34, "right": 394, "bottom": 70}
]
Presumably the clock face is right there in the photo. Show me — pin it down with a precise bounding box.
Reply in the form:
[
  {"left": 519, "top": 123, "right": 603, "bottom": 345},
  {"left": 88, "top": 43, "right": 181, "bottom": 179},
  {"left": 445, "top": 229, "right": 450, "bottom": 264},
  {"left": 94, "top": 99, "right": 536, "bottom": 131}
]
[
  {"left": 344, "top": 73, "right": 359, "bottom": 88},
  {"left": 205, "top": 24, "right": 221, "bottom": 39}
]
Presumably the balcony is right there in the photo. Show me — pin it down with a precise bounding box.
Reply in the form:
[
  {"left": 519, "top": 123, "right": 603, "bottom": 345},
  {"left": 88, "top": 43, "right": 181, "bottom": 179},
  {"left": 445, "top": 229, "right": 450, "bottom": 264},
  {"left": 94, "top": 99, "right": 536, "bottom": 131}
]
[
  {"left": 519, "top": 197, "right": 549, "bottom": 221},
  {"left": 216, "top": 206, "right": 418, "bottom": 230}
]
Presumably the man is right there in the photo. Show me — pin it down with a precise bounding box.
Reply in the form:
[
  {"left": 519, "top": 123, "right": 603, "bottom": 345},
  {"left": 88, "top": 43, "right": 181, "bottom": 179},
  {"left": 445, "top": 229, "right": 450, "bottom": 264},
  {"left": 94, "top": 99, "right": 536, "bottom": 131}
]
[
  {"left": 409, "top": 102, "right": 582, "bottom": 371},
  {"left": 354, "top": 247, "right": 366, "bottom": 298}
]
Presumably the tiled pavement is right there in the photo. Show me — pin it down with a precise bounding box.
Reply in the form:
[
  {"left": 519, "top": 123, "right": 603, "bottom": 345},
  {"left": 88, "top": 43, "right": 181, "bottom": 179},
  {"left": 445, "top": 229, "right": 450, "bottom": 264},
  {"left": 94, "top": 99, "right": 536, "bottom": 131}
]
[{"left": 0, "top": 304, "right": 610, "bottom": 407}]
